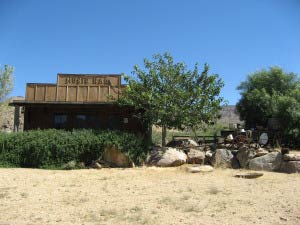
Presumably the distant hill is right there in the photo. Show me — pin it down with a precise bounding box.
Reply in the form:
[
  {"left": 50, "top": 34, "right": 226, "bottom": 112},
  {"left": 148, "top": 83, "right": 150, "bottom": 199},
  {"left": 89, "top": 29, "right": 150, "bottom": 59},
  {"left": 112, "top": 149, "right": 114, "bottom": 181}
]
[
  {"left": 0, "top": 96, "right": 24, "bottom": 132},
  {"left": 218, "top": 105, "right": 243, "bottom": 126}
]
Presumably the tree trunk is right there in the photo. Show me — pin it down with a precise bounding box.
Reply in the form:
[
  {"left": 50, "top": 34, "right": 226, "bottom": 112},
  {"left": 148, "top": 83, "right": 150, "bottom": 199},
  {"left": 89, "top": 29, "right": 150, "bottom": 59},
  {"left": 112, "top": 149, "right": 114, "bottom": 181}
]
[
  {"left": 162, "top": 125, "right": 167, "bottom": 146},
  {"left": 145, "top": 124, "right": 152, "bottom": 147}
]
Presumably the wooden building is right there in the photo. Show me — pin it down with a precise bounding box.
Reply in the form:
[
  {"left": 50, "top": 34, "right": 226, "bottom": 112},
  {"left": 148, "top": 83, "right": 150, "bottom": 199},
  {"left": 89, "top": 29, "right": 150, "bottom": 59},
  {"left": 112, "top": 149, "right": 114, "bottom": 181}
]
[{"left": 10, "top": 74, "right": 147, "bottom": 137}]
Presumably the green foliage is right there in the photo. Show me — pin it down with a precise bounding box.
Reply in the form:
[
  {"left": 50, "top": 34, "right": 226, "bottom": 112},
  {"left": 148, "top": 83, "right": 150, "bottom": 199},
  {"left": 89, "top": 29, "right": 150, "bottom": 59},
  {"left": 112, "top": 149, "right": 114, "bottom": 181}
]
[
  {"left": 119, "top": 53, "right": 225, "bottom": 145},
  {"left": 236, "top": 67, "right": 300, "bottom": 147},
  {"left": 0, "top": 65, "right": 14, "bottom": 102},
  {"left": 0, "top": 129, "right": 146, "bottom": 168}
]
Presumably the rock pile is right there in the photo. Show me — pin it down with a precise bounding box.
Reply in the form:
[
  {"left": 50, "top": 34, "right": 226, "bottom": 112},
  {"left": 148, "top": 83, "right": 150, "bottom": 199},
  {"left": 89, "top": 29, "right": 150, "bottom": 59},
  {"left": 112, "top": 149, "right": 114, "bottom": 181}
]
[{"left": 146, "top": 138, "right": 300, "bottom": 174}]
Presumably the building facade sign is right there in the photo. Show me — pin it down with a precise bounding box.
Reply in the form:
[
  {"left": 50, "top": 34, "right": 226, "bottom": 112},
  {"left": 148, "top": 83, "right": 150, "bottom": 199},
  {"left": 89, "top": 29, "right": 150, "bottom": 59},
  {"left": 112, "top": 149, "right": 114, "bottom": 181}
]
[
  {"left": 57, "top": 74, "right": 120, "bottom": 86},
  {"left": 26, "top": 74, "right": 124, "bottom": 103}
]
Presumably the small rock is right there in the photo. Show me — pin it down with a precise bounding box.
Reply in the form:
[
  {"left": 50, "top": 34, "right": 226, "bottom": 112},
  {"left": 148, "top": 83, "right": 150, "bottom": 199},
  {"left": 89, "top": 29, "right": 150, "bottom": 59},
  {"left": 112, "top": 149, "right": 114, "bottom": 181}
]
[
  {"left": 281, "top": 148, "right": 290, "bottom": 155},
  {"left": 205, "top": 150, "right": 213, "bottom": 158},
  {"left": 280, "top": 217, "right": 287, "bottom": 221},
  {"left": 187, "top": 165, "right": 214, "bottom": 173},
  {"left": 97, "top": 159, "right": 112, "bottom": 168},
  {"left": 204, "top": 150, "right": 214, "bottom": 165},
  {"left": 90, "top": 161, "right": 102, "bottom": 169},
  {"left": 249, "top": 143, "right": 259, "bottom": 149}
]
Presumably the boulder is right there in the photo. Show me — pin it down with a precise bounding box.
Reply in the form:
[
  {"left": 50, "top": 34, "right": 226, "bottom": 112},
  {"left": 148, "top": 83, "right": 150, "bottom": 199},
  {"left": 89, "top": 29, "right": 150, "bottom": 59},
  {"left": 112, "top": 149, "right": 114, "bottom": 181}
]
[
  {"left": 146, "top": 147, "right": 187, "bottom": 167},
  {"left": 212, "top": 149, "right": 234, "bottom": 168},
  {"left": 166, "top": 138, "right": 198, "bottom": 148},
  {"left": 231, "top": 156, "right": 240, "bottom": 169},
  {"left": 236, "top": 147, "right": 256, "bottom": 168},
  {"left": 283, "top": 154, "right": 300, "bottom": 161},
  {"left": 280, "top": 161, "right": 300, "bottom": 173},
  {"left": 187, "top": 149, "right": 205, "bottom": 164},
  {"left": 103, "top": 146, "right": 132, "bottom": 167},
  {"left": 187, "top": 165, "right": 214, "bottom": 173},
  {"left": 249, "top": 152, "right": 282, "bottom": 172}
]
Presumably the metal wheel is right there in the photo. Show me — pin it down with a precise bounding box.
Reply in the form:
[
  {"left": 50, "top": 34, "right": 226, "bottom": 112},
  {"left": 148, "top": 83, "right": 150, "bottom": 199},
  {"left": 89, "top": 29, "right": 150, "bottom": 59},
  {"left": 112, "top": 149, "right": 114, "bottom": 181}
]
[{"left": 228, "top": 134, "right": 250, "bottom": 149}]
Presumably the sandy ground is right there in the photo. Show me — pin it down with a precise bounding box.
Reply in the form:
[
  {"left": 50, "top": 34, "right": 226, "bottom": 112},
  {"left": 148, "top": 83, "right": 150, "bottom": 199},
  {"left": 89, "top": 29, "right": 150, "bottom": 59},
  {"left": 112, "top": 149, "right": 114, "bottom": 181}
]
[{"left": 0, "top": 167, "right": 299, "bottom": 225}]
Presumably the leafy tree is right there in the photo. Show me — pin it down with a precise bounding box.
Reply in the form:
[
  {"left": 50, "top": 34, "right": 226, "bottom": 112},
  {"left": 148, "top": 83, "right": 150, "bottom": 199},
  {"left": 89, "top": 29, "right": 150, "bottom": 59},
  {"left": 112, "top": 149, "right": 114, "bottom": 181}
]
[
  {"left": 0, "top": 65, "right": 14, "bottom": 102},
  {"left": 236, "top": 67, "right": 300, "bottom": 146},
  {"left": 119, "top": 53, "right": 225, "bottom": 146}
]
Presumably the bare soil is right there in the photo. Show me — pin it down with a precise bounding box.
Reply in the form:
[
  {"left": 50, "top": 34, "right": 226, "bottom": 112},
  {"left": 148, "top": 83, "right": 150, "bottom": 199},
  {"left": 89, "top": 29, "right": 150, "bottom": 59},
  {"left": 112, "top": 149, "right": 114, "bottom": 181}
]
[{"left": 0, "top": 167, "right": 299, "bottom": 225}]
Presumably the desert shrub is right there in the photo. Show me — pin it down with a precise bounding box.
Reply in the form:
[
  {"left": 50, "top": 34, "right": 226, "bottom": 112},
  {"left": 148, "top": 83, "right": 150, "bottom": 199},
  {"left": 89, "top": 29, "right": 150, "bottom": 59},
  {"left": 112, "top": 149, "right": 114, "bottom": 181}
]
[{"left": 0, "top": 129, "right": 146, "bottom": 168}]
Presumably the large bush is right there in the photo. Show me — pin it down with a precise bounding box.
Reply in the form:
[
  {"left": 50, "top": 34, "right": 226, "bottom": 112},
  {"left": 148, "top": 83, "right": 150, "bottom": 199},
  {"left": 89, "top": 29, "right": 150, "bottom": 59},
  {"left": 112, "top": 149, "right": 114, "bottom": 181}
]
[
  {"left": 0, "top": 129, "right": 146, "bottom": 168},
  {"left": 236, "top": 67, "right": 300, "bottom": 147}
]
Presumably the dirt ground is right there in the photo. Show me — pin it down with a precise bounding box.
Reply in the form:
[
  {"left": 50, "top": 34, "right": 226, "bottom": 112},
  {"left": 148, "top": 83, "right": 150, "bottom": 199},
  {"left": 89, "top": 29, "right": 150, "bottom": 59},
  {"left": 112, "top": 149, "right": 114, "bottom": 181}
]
[{"left": 0, "top": 167, "right": 299, "bottom": 225}]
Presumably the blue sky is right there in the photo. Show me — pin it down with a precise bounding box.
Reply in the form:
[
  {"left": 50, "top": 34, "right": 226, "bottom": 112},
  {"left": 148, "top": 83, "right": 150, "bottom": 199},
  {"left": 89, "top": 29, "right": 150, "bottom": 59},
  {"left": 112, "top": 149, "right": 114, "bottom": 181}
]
[{"left": 1, "top": 0, "right": 299, "bottom": 104}]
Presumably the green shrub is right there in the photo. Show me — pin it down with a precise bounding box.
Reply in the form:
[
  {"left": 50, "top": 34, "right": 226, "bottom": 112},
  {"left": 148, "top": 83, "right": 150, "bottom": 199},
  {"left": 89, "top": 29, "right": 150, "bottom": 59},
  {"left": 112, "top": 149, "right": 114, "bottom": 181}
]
[{"left": 0, "top": 129, "right": 146, "bottom": 169}]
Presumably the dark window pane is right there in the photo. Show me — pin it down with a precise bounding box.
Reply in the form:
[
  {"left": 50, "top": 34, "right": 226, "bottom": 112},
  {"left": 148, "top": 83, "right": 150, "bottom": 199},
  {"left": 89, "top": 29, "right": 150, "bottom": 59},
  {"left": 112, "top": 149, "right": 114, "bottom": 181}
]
[
  {"left": 75, "top": 114, "right": 87, "bottom": 128},
  {"left": 54, "top": 114, "right": 67, "bottom": 129},
  {"left": 108, "top": 115, "right": 121, "bottom": 130}
]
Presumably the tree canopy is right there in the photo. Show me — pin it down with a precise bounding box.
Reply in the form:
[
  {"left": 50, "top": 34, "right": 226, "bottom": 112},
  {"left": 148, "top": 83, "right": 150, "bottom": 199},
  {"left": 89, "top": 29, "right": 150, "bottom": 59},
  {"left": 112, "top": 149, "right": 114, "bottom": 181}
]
[
  {"left": 119, "top": 53, "right": 225, "bottom": 145},
  {"left": 236, "top": 67, "right": 300, "bottom": 146},
  {"left": 0, "top": 65, "right": 14, "bottom": 102}
]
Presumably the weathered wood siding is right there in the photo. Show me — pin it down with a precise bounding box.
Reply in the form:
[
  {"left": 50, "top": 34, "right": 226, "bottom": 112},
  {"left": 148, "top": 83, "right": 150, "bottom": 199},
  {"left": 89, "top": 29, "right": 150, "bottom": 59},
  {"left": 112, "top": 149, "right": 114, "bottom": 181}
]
[{"left": 26, "top": 84, "right": 57, "bottom": 102}]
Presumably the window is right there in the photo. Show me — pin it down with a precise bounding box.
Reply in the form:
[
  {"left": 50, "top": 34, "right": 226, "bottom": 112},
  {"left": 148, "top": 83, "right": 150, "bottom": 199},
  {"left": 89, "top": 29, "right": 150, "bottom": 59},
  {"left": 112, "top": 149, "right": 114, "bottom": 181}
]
[
  {"left": 75, "top": 114, "right": 87, "bottom": 128},
  {"left": 108, "top": 115, "right": 121, "bottom": 130},
  {"left": 54, "top": 114, "right": 68, "bottom": 129}
]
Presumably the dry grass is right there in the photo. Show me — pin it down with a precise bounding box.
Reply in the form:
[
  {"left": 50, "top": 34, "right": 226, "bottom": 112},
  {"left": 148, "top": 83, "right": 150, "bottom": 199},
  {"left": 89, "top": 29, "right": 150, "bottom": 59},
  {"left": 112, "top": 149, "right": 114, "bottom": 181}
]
[{"left": 0, "top": 167, "right": 299, "bottom": 224}]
